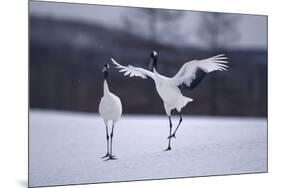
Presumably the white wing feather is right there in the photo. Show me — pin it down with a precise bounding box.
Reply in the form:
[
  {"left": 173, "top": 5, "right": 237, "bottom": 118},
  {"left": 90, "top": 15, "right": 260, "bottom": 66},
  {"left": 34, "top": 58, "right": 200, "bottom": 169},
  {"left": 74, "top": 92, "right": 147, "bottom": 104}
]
[
  {"left": 172, "top": 54, "right": 229, "bottom": 87},
  {"left": 111, "top": 58, "right": 154, "bottom": 79}
]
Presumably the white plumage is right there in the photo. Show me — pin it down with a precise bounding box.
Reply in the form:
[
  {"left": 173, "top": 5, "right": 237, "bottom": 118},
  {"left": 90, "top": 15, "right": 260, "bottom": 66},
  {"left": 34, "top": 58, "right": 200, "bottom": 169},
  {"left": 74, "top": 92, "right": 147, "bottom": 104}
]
[
  {"left": 171, "top": 54, "right": 228, "bottom": 87},
  {"left": 99, "top": 64, "right": 122, "bottom": 160},
  {"left": 99, "top": 81, "right": 122, "bottom": 122},
  {"left": 111, "top": 54, "right": 228, "bottom": 114},
  {"left": 111, "top": 52, "right": 228, "bottom": 151},
  {"left": 112, "top": 58, "right": 154, "bottom": 79}
]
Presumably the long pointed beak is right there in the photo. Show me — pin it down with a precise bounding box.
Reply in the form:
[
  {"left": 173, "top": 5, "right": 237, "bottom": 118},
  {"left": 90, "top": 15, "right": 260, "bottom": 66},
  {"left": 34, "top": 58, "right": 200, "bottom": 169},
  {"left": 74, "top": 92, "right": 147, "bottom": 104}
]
[
  {"left": 102, "top": 67, "right": 107, "bottom": 72},
  {"left": 102, "top": 64, "right": 110, "bottom": 72}
]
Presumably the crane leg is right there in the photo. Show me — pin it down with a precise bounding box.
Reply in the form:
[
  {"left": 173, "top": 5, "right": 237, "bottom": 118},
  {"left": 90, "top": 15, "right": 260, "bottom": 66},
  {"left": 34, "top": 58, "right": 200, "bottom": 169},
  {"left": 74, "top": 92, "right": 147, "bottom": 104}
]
[
  {"left": 168, "top": 112, "right": 182, "bottom": 139},
  {"left": 105, "top": 123, "right": 117, "bottom": 160},
  {"left": 101, "top": 124, "right": 110, "bottom": 158},
  {"left": 164, "top": 116, "right": 172, "bottom": 151}
]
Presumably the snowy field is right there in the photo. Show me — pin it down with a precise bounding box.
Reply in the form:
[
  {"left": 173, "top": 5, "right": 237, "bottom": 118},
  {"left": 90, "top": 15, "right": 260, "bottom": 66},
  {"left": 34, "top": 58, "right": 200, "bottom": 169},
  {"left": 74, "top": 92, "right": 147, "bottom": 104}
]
[{"left": 29, "top": 110, "right": 267, "bottom": 187}]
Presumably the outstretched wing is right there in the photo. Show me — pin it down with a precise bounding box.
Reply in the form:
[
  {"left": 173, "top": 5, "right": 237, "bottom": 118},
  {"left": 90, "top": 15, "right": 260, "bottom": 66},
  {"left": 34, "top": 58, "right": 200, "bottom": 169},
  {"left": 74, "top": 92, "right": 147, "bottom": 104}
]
[
  {"left": 171, "top": 54, "right": 229, "bottom": 90},
  {"left": 111, "top": 58, "right": 154, "bottom": 79}
]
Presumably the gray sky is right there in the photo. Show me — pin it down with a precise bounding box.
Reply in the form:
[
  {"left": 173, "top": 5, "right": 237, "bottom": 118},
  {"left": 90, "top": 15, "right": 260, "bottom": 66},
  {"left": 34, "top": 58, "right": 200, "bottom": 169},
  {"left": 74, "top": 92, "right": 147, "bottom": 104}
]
[{"left": 30, "top": 1, "right": 267, "bottom": 49}]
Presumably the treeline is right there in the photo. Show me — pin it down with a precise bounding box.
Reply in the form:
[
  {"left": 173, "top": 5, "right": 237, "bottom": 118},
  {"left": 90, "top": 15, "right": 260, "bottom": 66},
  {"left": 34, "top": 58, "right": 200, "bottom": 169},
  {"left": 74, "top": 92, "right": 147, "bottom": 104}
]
[{"left": 29, "top": 16, "right": 267, "bottom": 117}]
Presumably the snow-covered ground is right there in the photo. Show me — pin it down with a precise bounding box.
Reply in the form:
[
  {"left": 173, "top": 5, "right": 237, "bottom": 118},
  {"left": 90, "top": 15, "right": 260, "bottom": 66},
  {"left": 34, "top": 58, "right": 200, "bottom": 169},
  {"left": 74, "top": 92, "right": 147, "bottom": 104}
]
[{"left": 29, "top": 110, "right": 267, "bottom": 187}]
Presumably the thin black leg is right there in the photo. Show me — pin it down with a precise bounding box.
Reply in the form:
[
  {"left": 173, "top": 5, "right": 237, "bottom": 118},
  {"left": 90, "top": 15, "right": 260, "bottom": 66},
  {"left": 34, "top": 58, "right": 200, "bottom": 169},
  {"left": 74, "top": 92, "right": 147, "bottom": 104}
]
[
  {"left": 106, "top": 123, "right": 117, "bottom": 160},
  {"left": 101, "top": 124, "right": 110, "bottom": 158},
  {"left": 110, "top": 123, "right": 114, "bottom": 156},
  {"left": 169, "top": 112, "right": 182, "bottom": 139},
  {"left": 164, "top": 116, "right": 172, "bottom": 151}
]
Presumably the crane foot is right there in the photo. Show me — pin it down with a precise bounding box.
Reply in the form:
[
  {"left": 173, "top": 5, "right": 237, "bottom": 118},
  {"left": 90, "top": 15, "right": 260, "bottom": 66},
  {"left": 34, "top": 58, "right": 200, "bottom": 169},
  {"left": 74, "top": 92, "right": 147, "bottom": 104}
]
[
  {"left": 104, "top": 155, "right": 117, "bottom": 161},
  {"left": 164, "top": 146, "right": 172, "bottom": 151},
  {"left": 101, "top": 153, "right": 110, "bottom": 158}
]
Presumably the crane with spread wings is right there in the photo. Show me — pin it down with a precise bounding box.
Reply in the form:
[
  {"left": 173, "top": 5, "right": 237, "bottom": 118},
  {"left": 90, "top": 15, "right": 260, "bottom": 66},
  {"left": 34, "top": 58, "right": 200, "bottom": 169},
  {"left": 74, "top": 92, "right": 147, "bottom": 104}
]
[{"left": 111, "top": 51, "right": 228, "bottom": 151}]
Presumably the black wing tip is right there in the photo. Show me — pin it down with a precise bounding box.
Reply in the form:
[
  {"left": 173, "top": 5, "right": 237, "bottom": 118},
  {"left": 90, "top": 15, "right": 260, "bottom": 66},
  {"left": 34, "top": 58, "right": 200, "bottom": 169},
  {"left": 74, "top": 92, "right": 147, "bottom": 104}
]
[
  {"left": 178, "top": 83, "right": 192, "bottom": 90},
  {"left": 178, "top": 68, "right": 207, "bottom": 90}
]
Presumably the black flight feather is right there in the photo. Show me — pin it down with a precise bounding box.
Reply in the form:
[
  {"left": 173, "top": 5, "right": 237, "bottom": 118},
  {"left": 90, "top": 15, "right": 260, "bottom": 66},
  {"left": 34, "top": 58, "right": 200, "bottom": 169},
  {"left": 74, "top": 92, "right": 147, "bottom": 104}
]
[{"left": 178, "top": 67, "right": 206, "bottom": 90}]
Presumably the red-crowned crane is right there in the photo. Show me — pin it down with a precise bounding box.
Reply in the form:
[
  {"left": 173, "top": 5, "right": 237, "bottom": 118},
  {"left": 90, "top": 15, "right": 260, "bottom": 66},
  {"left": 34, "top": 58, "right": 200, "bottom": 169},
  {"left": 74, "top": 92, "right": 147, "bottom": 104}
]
[
  {"left": 99, "top": 64, "right": 122, "bottom": 160},
  {"left": 111, "top": 51, "right": 228, "bottom": 151}
]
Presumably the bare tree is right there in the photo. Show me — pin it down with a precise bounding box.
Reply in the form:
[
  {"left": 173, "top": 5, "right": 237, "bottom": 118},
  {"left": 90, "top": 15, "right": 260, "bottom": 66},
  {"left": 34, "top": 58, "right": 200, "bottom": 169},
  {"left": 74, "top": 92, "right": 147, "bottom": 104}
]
[
  {"left": 198, "top": 12, "right": 240, "bottom": 50},
  {"left": 197, "top": 12, "right": 240, "bottom": 115},
  {"left": 123, "top": 8, "right": 184, "bottom": 43}
]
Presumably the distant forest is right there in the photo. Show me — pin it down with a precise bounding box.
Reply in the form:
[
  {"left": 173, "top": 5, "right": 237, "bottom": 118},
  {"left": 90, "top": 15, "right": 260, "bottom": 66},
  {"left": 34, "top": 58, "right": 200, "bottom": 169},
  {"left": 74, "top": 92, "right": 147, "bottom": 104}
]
[{"left": 29, "top": 16, "right": 267, "bottom": 117}]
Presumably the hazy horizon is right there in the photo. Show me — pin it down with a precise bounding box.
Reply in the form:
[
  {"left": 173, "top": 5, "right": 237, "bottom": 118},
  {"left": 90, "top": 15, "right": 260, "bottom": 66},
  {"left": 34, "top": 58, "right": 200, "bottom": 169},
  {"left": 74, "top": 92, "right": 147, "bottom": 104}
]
[{"left": 29, "top": 1, "right": 267, "bottom": 50}]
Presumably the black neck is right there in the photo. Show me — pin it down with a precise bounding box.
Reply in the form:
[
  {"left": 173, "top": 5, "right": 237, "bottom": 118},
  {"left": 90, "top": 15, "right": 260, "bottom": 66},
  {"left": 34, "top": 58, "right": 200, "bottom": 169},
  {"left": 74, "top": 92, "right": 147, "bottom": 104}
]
[
  {"left": 153, "top": 57, "right": 158, "bottom": 71},
  {"left": 104, "top": 71, "right": 108, "bottom": 80}
]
